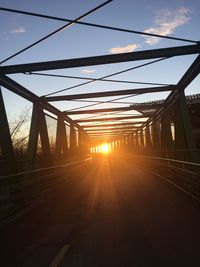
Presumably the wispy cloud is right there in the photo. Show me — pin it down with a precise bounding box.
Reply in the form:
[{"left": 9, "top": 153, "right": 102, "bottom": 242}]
[
  {"left": 81, "top": 69, "right": 96, "bottom": 74},
  {"left": 9, "top": 26, "right": 26, "bottom": 34},
  {"left": 109, "top": 44, "right": 140, "bottom": 54},
  {"left": 144, "top": 7, "right": 190, "bottom": 45}
]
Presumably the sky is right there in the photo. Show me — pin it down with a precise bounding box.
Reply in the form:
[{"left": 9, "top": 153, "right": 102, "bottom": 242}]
[{"left": 0, "top": 0, "right": 200, "bottom": 125}]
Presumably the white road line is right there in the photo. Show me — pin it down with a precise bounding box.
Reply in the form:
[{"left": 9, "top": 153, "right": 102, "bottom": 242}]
[{"left": 48, "top": 244, "right": 70, "bottom": 267}]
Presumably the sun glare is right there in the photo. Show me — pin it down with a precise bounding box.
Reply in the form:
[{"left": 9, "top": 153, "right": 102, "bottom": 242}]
[{"left": 100, "top": 143, "right": 109, "bottom": 154}]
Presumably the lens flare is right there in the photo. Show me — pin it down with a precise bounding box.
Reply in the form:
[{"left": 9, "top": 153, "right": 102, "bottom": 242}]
[{"left": 100, "top": 143, "right": 109, "bottom": 153}]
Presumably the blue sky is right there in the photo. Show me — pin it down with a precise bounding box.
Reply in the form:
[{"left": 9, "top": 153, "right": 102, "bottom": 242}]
[{"left": 0, "top": 0, "right": 200, "bottom": 122}]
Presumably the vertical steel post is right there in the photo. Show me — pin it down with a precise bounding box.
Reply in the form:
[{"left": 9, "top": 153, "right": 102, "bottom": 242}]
[
  {"left": 70, "top": 123, "right": 76, "bottom": 153},
  {"left": 160, "top": 111, "right": 173, "bottom": 155},
  {"left": 0, "top": 87, "right": 15, "bottom": 172},
  {"left": 55, "top": 115, "right": 68, "bottom": 159},
  {"left": 140, "top": 130, "right": 144, "bottom": 150},
  {"left": 39, "top": 108, "right": 51, "bottom": 157},
  {"left": 152, "top": 118, "right": 160, "bottom": 150},
  {"left": 26, "top": 104, "right": 51, "bottom": 168},
  {"left": 26, "top": 104, "right": 40, "bottom": 164},
  {"left": 145, "top": 124, "right": 151, "bottom": 149},
  {"left": 174, "top": 91, "right": 199, "bottom": 162},
  {"left": 78, "top": 130, "right": 84, "bottom": 153},
  {"left": 135, "top": 131, "right": 139, "bottom": 148}
]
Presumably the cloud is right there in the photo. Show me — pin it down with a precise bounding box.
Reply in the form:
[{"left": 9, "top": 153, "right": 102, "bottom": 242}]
[
  {"left": 10, "top": 27, "right": 26, "bottom": 34},
  {"left": 81, "top": 69, "right": 96, "bottom": 74},
  {"left": 109, "top": 44, "right": 140, "bottom": 54},
  {"left": 144, "top": 7, "right": 190, "bottom": 45}
]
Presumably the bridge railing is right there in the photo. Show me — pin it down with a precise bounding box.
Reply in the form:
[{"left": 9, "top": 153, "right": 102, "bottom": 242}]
[
  {"left": 130, "top": 153, "right": 200, "bottom": 202},
  {"left": 0, "top": 157, "right": 91, "bottom": 224}
]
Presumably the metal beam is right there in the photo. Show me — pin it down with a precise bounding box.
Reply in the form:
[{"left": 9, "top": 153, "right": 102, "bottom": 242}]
[
  {"left": 177, "top": 54, "right": 200, "bottom": 90},
  {"left": 88, "top": 130, "right": 132, "bottom": 134},
  {"left": 88, "top": 133, "right": 134, "bottom": 136},
  {"left": 55, "top": 115, "right": 68, "bottom": 158},
  {"left": 161, "top": 55, "right": 200, "bottom": 113},
  {"left": 0, "top": 74, "right": 82, "bottom": 130},
  {"left": 89, "top": 135, "right": 132, "bottom": 139},
  {"left": 0, "top": 44, "right": 199, "bottom": 74},
  {"left": 86, "top": 126, "right": 137, "bottom": 132},
  {"left": 137, "top": 55, "right": 200, "bottom": 130},
  {"left": 87, "top": 131, "right": 135, "bottom": 135},
  {"left": 88, "top": 133, "right": 129, "bottom": 137},
  {"left": 88, "top": 134, "right": 134, "bottom": 138},
  {"left": 70, "top": 123, "right": 77, "bottom": 152},
  {"left": 76, "top": 115, "right": 146, "bottom": 123},
  {"left": 0, "top": 87, "right": 15, "bottom": 161},
  {"left": 82, "top": 121, "right": 145, "bottom": 128},
  {"left": 45, "top": 86, "right": 173, "bottom": 102},
  {"left": 65, "top": 106, "right": 151, "bottom": 115}
]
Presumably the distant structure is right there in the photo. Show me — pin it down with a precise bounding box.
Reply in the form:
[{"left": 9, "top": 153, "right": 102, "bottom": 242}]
[{"left": 130, "top": 93, "right": 200, "bottom": 147}]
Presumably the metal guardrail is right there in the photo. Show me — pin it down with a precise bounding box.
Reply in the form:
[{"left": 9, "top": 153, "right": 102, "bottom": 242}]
[
  {"left": 0, "top": 157, "right": 92, "bottom": 223},
  {"left": 133, "top": 155, "right": 200, "bottom": 202},
  {"left": 0, "top": 157, "right": 91, "bottom": 179}
]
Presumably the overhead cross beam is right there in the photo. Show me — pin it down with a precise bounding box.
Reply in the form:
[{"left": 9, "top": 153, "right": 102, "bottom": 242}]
[
  {"left": 65, "top": 103, "right": 162, "bottom": 115},
  {"left": 88, "top": 133, "right": 131, "bottom": 138},
  {"left": 44, "top": 86, "right": 173, "bottom": 102},
  {"left": 76, "top": 115, "right": 147, "bottom": 123},
  {"left": 87, "top": 130, "right": 135, "bottom": 134},
  {"left": 86, "top": 126, "right": 137, "bottom": 132},
  {"left": 82, "top": 121, "right": 145, "bottom": 128},
  {"left": 88, "top": 132, "right": 131, "bottom": 135},
  {"left": 65, "top": 106, "right": 142, "bottom": 115},
  {"left": 0, "top": 45, "right": 199, "bottom": 74}
]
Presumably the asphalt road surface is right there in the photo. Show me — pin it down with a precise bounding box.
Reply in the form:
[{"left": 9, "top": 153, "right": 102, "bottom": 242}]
[{"left": 1, "top": 154, "right": 200, "bottom": 266}]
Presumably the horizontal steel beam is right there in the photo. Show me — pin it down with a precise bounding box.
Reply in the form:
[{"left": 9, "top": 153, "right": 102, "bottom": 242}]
[
  {"left": 86, "top": 126, "right": 137, "bottom": 132},
  {"left": 45, "top": 86, "right": 172, "bottom": 102},
  {"left": 88, "top": 133, "right": 133, "bottom": 137},
  {"left": 88, "top": 128, "right": 134, "bottom": 133},
  {"left": 66, "top": 106, "right": 133, "bottom": 115},
  {"left": 76, "top": 115, "right": 146, "bottom": 123},
  {"left": 82, "top": 121, "right": 145, "bottom": 128},
  {"left": 0, "top": 44, "right": 199, "bottom": 74},
  {"left": 65, "top": 105, "right": 156, "bottom": 115},
  {"left": 89, "top": 134, "right": 127, "bottom": 137},
  {"left": 88, "top": 133, "right": 134, "bottom": 137}
]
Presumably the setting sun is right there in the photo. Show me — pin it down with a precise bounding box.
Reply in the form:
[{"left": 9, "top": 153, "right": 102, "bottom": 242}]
[{"left": 100, "top": 143, "right": 109, "bottom": 154}]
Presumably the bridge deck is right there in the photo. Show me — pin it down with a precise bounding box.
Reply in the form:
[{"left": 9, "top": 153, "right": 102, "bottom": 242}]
[{"left": 1, "top": 156, "right": 200, "bottom": 267}]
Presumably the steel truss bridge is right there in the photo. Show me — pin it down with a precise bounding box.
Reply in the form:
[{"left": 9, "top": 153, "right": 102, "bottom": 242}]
[{"left": 0, "top": 1, "right": 200, "bottom": 266}]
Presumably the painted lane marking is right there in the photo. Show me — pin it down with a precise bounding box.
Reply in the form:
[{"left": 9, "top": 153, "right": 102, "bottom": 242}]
[{"left": 48, "top": 244, "right": 70, "bottom": 267}]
